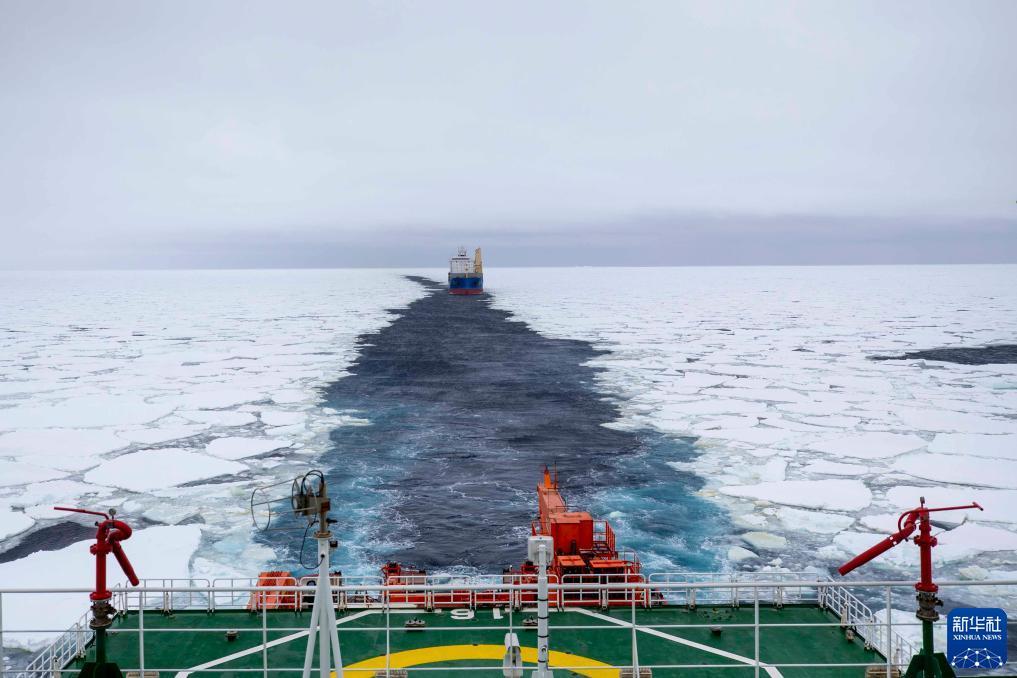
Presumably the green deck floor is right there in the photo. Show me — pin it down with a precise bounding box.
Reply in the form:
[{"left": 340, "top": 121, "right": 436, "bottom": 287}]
[{"left": 69, "top": 605, "right": 893, "bottom": 678}]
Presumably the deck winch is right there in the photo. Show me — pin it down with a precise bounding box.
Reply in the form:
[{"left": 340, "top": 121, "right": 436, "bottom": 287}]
[{"left": 838, "top": 497, "right": 983, "bottom": 678}]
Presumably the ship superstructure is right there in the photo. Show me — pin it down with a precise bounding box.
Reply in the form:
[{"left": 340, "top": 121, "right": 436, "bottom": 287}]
[{"left": 448, "top": 246, "right": 483, "bottom": 295}]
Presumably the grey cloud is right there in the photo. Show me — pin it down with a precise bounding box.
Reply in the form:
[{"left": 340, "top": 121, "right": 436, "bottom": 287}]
[{"left": 1, "top": 1, "right": 1015, "bottom": 268}]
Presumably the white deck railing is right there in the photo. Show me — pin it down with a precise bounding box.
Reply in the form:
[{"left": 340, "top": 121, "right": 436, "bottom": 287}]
[{"left": 2, "top": 576, "right": 1014, "bottom": 678}]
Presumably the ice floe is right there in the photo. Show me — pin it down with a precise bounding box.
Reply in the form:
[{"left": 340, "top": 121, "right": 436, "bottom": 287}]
[
  {"left": 892, "top": 407, "right": 1017, "bottom": 434},
  {"left": 178, "top": 410, "right": 259, "bottom": 427},
  {"left": 0, "top": 429, "right": 128, "bottom": 471},
  {"left": 164, "top": 388, "right": 267, "bottom": 410},
  {"left": 116, "top": 422, "right": 211, "bottom": 445},
  {"left": 698, "top": 427, "right": 792, "bottom": 445},
  {"left": 727, "top": 546, "right": 758, "bottom": 562},
  {"left": 0, "top": 274, "right": 428, "bottom": 617},
  {"left": 741, "top": 531, "right": 788, "bottom": 551},
  {"left": 0, "top": 429, "right": 127, "bottom": 456},
  {"left": 489, "top": 264, "right": 1017, "bottom": 589},
  {"left": 721, "top": 479, "right": 872, "bottom": 511},
  {"left": 807, "top": 432, "right": 927, "bottom": 459},
  {"left": 928, "top": 433, "right": 1017, "bottom": 460},
  {"left": 885, "top": 485, "right": 1017, "bottom": 525},
  {"left": 6, "top": 480, "right": 113, "bottom": 514},
  {"left": 891, "top": 453, "right": 1017, "bottom": 489},
  {"left": 84, "top": 449, "right": 246, "bottom": 492},
  {"left": 0, "top": 460, "right": 68, "bottom": 486},
  {"left": 775, "top": 506, "right": 855, "bottom": 534},
  {"left": 756, "top": 458, "right": 787, "bottom": 482},
  {"left": 0, "top": 397, "right": 176, "bottom": 430},
  {"left": 259, "top": 410, "right": 307, "bottom": 427},
  {"left": 0, "top": 269, "right": 426, "bottom": 588},
  {"left": 206, "top": 437, "right": 292, "bottom": 460},
  {"left": 0, "top": 506, "right": 34, "bottom": 540},
  {"left": 802, "top": 460, "right": 869, "bottom": 476}
]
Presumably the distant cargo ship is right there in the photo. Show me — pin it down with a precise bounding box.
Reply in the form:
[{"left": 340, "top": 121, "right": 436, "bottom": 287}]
[{"left": 448, "top": 246, "right": 483, "bottom": 295}]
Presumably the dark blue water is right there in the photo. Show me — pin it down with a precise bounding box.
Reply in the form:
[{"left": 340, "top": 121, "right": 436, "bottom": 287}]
[
  {"left": 870, "top": 344, "right": 1017, "bottom": 365},
  {"left": 287, "top": 277, "right": 727, "bottom": 575}
]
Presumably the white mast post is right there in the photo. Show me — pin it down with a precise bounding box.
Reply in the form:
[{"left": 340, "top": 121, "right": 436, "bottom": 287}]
[
  {"left": 528, "top": 535, "right": 554, "bottom": 678},
  {"left": 300, "top": 478, "right": 343, "bottom": 678}
]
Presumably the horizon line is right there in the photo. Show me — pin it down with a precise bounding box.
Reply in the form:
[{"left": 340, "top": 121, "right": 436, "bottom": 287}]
[{"left": 3, "top": 261, "right": 1017, "bottom": 274}]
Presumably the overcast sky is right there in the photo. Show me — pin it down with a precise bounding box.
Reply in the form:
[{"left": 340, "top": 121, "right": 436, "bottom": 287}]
[{"left": 1, "top": 1, "right": 1015, "bottom": 268}]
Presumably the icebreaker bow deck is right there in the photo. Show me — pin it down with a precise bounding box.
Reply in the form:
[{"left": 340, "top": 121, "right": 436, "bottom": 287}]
[{"left": 10, "top": 470, "right": 1006, "bottom": 678}]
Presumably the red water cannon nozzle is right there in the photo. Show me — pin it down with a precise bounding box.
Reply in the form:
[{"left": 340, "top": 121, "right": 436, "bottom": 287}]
[
  {"left": 837, "top": 497, "right": 981, "bottom": 592},
  {"left": 838, "top": 498, "right": 984, "bottom": 669},
  {"left": 55, "top": 506, "right": 140, "bottom": 601}
]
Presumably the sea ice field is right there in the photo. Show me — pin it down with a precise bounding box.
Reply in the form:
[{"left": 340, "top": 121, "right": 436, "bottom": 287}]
[{"left": 1, "top": 265, "right": 1016, "bottom": 649}]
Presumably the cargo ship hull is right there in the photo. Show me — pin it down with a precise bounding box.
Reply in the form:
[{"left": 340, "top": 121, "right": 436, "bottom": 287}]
[
  {"left": 448, "top": 275, "right": 483, "bottom": 295},
  {"left": 449, "top": 246, "right": 484, "bottom": 294}
]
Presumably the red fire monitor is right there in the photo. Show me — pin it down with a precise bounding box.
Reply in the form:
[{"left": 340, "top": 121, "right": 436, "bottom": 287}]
[
  {"left": 838, "top": 498, "right": 981, "bottom": 594},
  {"left": 54, "top": 507, "right": 140, "bottom": 602},
  {"left": 838, "top": 497, "right": 982, "bottom": 676}
]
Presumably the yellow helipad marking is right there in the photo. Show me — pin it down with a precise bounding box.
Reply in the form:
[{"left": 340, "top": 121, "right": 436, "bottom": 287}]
[{"left": 338, "top": 645, "right": 618, "bottom": 678}]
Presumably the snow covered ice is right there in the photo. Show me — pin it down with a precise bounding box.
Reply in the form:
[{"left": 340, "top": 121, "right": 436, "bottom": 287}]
[
  {"left": 3, "top": 264, "right": 1017, "bottom": 643},
  {"left": 84, "top": 449, "right": 246, "bottom": 492},
  {"left": 0, "top": 269, "right": 425, "bottom": 641},
  {"left": 489, "top": 264, "right": 1017, "bottom": 583}
]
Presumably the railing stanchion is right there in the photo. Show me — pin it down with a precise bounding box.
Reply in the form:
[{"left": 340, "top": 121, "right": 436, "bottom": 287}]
[
  {"left": 385, "top": 590, "right": 390, "bottom": 678},
  {"left": 262, "top": 590, "right": 269, "bottom": 678},
  {"left": 509, "top": 586, "right": 515, "bottom": 644},
  {"left": 0, "top": 591, "right": 5, "bottom": 678},
  {"left": 885, "top": 585, "right": 893, "bottom": 677},
  {"left": 753, "top": 585, "right": 760, "bottom": 678},
  {"left": 138, "top": 586, "right": 145, "bottom": 678},
  {"left": 630, "top": 582, "right": 639, "bottom": 678}
]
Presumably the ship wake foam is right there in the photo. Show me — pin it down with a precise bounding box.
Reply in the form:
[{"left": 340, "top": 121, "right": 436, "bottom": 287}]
[{"left": 287, "top": 276, "right": 729, "bottom": 575}]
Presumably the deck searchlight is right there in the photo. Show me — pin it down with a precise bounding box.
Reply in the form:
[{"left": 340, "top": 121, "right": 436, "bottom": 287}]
[
  {"left": 838, "top": 497, "right": 982, "bottom": 678},
  {"left": 250, "top": 471, "right": 344, "bottom": 678}
]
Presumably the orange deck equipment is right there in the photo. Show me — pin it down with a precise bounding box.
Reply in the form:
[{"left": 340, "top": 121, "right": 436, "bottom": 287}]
[
  {"left": 247, "top": 571, "right": 298, "bottom": 610},
  {"left": 376, "top": 467, "right": 643, "bottom": 609},
  {"left": 531, "top": 467, "right": 639, "bottom": 579}
]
